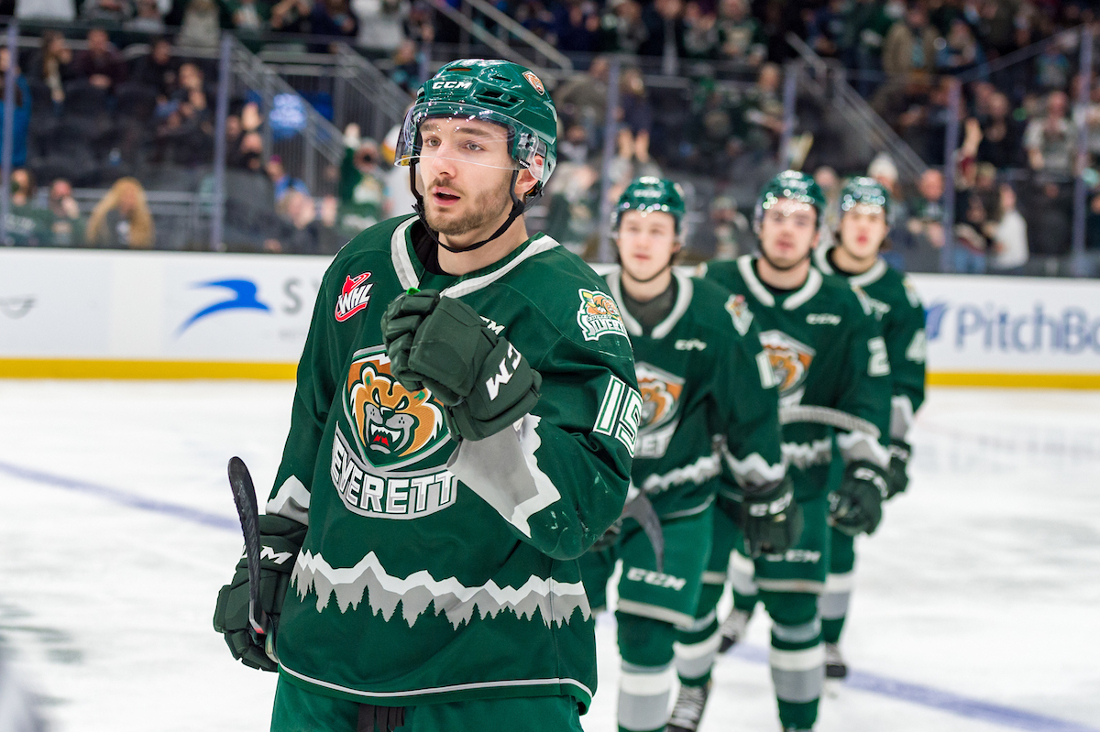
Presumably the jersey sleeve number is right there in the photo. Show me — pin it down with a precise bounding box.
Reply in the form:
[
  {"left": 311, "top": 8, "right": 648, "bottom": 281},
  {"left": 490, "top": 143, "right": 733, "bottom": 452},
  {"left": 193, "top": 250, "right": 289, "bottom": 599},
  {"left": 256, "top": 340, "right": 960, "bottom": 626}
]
[
  {"left": 868, "top": 337, "right": 891, "bottom": 377},
  {"left": 594, "top": 375, "right": 643, "bottom": 457}
]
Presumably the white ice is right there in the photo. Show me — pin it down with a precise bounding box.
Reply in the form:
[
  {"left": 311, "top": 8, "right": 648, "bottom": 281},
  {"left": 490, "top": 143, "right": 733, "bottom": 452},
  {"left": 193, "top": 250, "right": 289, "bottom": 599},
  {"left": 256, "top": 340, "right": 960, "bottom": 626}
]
[{"left": 0, "top": 381, "right": 1097, "bottom": 732}]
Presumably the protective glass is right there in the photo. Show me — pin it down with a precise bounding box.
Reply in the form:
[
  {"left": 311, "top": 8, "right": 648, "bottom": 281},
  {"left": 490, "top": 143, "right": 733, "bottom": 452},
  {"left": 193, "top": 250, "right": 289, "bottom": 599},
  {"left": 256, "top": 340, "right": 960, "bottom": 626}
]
[{"left": 394, "top": 101, "right": 550, "bottom": 182}]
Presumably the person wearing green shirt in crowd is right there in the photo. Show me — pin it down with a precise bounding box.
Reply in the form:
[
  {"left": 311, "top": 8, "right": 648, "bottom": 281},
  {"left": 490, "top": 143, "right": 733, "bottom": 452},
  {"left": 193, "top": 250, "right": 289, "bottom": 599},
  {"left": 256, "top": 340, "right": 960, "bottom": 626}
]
[{"left": 336, "top": 123, "right": 388, "bottom": 245}]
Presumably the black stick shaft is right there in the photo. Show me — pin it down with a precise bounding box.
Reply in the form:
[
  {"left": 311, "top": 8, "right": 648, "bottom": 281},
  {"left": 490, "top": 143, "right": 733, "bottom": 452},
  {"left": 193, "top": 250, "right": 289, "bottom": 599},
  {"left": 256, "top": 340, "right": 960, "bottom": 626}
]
[{"left": 228, "top": 457, "right": 269, "bottom": 641}]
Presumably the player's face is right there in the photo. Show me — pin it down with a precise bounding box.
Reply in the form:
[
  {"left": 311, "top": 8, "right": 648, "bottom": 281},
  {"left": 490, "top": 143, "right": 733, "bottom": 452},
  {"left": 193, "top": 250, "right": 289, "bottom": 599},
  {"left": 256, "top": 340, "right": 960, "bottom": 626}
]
[
  {"left": 839, "top": 204, "right": 888, "bottom": 260},
  {"left": 617, "top": 210, "right": 679, "bottom": 281},
  {"left": 416, "top": 118, "right": 517, "bottom": 239},
  {"left": 758, "top": 199, "right": 819, "bottom": 268}
]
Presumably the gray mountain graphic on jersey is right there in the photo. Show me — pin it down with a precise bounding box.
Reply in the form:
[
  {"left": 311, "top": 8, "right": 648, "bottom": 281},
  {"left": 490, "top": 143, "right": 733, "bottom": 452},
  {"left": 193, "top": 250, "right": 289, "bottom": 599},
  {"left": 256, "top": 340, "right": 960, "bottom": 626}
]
[{"left": 291, "top": 550, "right": 591, "bottom": 629}]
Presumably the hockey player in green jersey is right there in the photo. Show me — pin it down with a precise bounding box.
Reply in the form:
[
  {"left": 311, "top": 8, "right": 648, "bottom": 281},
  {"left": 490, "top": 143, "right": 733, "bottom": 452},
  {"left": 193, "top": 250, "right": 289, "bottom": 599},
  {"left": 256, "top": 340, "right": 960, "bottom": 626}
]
[
  {"left": 809, "top": 176, "right": 927, "bottom": 679},
  {"left": 668, "top": 171, "right": 892, "bottom": 732},
  {"left": 577, "top": 177, "right": 796, "bottom": 732},
  {"left": 212, "top": 59, "right": 641, "bottom": 732}
]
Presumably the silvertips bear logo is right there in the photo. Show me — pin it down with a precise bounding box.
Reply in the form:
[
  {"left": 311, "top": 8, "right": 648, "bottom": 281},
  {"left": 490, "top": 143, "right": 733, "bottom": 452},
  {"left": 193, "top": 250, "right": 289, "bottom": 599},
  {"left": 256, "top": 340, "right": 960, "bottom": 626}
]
[
  {"left": 577, "top": 289, "right": 629, "bottom": 341},
  {"left": 335, "top": 272, "right": 373, "bottom": 322}
]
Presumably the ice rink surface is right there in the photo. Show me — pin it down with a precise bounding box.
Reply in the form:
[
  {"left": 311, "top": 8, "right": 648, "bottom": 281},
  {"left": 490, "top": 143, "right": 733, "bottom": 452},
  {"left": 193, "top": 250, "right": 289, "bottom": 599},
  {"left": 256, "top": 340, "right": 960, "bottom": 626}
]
[{"left": 1, "top": 380, "right": 1098, "bottom": 732}]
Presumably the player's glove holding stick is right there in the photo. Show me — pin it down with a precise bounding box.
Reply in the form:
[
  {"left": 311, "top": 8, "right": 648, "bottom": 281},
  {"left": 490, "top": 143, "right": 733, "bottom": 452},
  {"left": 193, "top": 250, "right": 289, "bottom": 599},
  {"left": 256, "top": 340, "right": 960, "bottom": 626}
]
[
  {"left": 213, "top": 514, "right": 306, "bottom": 671},
  {"left": 381, "top": 289, "right": 542, "bottom": 441},
  {"left": 722, "top": 475, "right": 804, "bottom": 558},
  {"left": 829, "top": 460, "right": 890, "bottom": 536},
  {"left": 886, "top": 439, "right": 910, "bottom": 498}
]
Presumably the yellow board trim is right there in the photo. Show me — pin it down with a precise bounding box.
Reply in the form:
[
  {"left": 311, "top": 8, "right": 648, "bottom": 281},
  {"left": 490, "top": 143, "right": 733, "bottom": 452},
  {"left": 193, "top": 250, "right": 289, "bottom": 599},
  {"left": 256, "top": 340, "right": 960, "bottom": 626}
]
[
  {"left": 0, "top": 360, "right": 1098, "bottom": 389},
  {"left": 0, "top": 358, "right": 297, "bottom": 380},
  {"left": 927, "top": 372, "right": 1100, "bottom": 389}
]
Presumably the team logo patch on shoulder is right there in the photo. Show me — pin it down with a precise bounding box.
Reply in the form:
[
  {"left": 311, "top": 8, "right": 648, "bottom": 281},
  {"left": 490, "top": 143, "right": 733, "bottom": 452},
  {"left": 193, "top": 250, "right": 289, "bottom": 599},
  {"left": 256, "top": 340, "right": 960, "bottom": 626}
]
[
  {"left": 343, "top": 348, "right": 448, "bottom": 469},
  {"left": 523, "top": 70, "right": 545, "bottom": 94},
  {"left": 725, "top": 294, "right": 754, "bottom": 336},
  {"left": 335, "top": 272, "right": 373, "bottom": 322},
  {"left": 577, "top": 289, "right": 629, "bottom": 342}
]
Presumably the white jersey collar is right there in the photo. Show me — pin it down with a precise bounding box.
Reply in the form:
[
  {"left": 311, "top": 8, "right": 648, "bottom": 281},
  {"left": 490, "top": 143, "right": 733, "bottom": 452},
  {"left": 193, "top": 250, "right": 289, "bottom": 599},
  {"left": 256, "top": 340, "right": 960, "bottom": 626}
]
[
  {"left": 738, "top": 254, "right": 823, "bottom": 310},
  {"left": 814, "top": 243, "right": 888, "bottom": 288},
  {"left": 605, "top": 266, "right": 694, "bottom": 339}
]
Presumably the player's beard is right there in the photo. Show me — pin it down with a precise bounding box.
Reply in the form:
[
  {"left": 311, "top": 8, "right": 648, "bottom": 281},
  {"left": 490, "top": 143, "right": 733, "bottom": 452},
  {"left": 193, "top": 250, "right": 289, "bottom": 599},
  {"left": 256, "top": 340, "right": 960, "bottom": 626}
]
[{"left": 423, "top": 175, "right": 513, "bottom": 241}]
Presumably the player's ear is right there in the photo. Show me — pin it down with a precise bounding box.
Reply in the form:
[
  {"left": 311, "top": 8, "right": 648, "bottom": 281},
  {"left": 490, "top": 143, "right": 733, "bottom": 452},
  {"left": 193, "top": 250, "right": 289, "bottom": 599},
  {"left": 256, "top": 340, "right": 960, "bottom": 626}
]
[{"left": 515, "top": 157, "right": 541, "bottom": 199}]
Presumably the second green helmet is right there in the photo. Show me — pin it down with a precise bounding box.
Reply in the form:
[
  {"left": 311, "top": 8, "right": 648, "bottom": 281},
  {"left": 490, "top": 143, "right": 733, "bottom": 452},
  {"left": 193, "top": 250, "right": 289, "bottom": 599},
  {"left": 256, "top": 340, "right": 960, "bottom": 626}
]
[
  {"left": 754, "top": 170, "right": 827, "bottom": 231},
  {"left": 614, "top": 176, "right": 687, "bottom": 233},
  {"left": 839, "top": 176, "right": 891, "bottom": 216}
]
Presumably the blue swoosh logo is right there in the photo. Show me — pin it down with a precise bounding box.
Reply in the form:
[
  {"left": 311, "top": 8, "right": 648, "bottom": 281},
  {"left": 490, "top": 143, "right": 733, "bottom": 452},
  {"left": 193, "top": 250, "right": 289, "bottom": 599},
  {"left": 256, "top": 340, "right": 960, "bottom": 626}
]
[
  {"left": 178, "top": 279, "right": 271, "bottom": 335},
  {"left": 925, "top": 301, "right": 949, "bottom": 341}
]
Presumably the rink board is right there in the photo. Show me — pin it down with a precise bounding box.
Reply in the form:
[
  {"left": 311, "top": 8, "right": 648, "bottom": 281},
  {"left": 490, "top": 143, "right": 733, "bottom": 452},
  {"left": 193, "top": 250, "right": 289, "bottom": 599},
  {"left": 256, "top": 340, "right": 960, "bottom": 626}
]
[{"left": 2, "top": 249, "right": 1099, "bottom": 387}]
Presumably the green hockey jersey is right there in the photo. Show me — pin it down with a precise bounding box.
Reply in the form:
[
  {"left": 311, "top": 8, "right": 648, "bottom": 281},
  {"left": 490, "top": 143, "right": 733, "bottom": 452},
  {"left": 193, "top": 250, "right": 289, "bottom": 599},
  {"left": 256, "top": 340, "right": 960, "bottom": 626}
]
[
  {"left": 700, "top": 255, "right": 891, "bottom": 501},
  {"left": 601, "top": 267, "right": 785, "bottom": 519},
  {"left": 267, "top": 214, "right": 640, "bottom": 711},
  {"left": 813, "top": 245, "right": 927, "bottom": 441}
]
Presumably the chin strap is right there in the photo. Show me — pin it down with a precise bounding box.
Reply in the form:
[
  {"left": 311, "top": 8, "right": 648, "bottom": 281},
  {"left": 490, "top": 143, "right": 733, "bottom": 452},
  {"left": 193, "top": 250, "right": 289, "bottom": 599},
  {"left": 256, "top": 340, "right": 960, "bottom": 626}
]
[{"left": 409, "top": 164, "right": 526, "bottom": 254}]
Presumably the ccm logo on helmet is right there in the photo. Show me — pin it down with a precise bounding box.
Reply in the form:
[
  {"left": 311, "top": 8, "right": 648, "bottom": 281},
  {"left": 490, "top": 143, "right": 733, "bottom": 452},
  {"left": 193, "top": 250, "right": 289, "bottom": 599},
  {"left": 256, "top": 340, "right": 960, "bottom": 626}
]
[{"left": 432, "top": 80, "right": 473, "bottom": 90}]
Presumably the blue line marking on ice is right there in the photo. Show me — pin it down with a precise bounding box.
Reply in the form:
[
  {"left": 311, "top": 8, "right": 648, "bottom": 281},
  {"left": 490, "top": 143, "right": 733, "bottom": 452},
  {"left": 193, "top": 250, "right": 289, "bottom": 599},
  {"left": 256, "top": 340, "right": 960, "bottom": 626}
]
[
  {"left": 0, "top": 460, "right": 238, "bottom": 532},
  {"left": 7, "top": 459, "right": 1099, "bottom": 732},
  {"left": 728, "top": 644, "right": 1099, "bottom": 732}
]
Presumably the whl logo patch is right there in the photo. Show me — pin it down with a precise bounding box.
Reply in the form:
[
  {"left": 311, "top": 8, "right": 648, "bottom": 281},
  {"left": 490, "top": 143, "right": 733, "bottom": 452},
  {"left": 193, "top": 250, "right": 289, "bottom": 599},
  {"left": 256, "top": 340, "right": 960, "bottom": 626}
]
[{"left": 335, "top": 272, "right": 373, "bottom": 322}]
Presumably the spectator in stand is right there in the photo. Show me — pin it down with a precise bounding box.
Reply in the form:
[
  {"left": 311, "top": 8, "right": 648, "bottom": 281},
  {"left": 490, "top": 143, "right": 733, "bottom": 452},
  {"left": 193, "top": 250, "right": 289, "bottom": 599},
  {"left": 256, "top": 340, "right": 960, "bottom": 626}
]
[
  {"left": 311, "top": 0, "right": 360, "bottom": 38},
  {"left": 269, "top": 190, "right": 340, "bottom": 254},
  {"left": 601, "top": 0, "right": 650, "bottom": 55},
  {"left": 555, "top": 56, "right": 609, "bottom": 145},
  {"left": 552, "top": 0, "right": 601, "bottom": 55},
  {"left": 1034, "top": 40, "right": 1071, "bottom": 93},
  {"left": 4, "top": 169, "right": 53, "bottom": 247},
  {"left": 976, "top": 91, "right": 1024, "bottom": 169},
  {"left": 46, "top": 178, "right": 86, "bottom": 248},
  {"left": 906, "top": 167, "right": 947, "bottom": 271},
  {"left": 558, "top": 123, "right": 592, "bottom": 164},
  {"left": 681, "top": 1, "right": 719, "bottom": 60},
  {"left": 714, "top": 0, "right": 766, "bottom": 67},
  {"left": 85, "top": 177, "right": 156, "bottom": 249},
  {"left": 271, "top": 0, "right": 312, "bottom": 33},
  {"left": 266, "top": 155, "right": 310, "bottom": 203},
  {"left": 1024, "top": 90, "right": 1076, "bottom": 176},
  {"left": 127, "top": 0, "right": 166, "bottom": 33},
  {"left": 619, "top": 67, "right": 653, "bottom": 138},
  {"left": 226, "top": 0, "right": 270, "bottom": 31},
  {"left": 741, "top": 62, "right": 785, "bottom": 156},
  {"left": 843, "top": 0, "right": 892, "bottom": 95},
  {"left": 74, "top": 28, "right": 127, "bottom": 93},
  {"left": 0, "top": 48, "right": 31, "bottom": 169},
  {"left": 989, "top": 183, "right": 1029, "bottom": 274},
  {"left": 1023, "top": 176, "right": 1072, "bottom": 261},
  {"left": 132, "top": 37, "right": 179, "bottom": 100},
  {"left": 1077, "top": 78, "right": 1100, "bottom": 162},
  {"left": 867, "top": 152, "right": 912, "bottom": 266},
  {"left": 640, "top": 0, "right": 686, "bottom": 70},
  {"left": 29, "top": 31, "right": 75, "bottom": 115},
  {"left": 153, "top": 64, "right": 215, "bottom": 165},
  {"left": 882, "top": 1, "right": 937, "bottom": 80},
  {"left": 935, "top": 18, "right": 986, "bottom": 77},
  {"left": 81, "top": 0, "right": 133, "bottom": 23},
  {"left": 607, "top": 125, "right": 661, "bottom": 195},
  {"left": 177, "top": 0, "right": 222, "bottom": 47},
  {"left": 700, "top": 195, "right": 750, "bottom": 259},
  {"left": 389, "top": 39, "right": 424, "bottom": 94},
  {"left": 804, "top": 0, "right": 849, "bottom": 59},
  {"left": 337, "top": 123, "right": 386, "bottom": 242},
  {"left": 544, "top": 160, "right": 601, "bottom": 258},
  {"left": 813, "top": 165, "right": 841, "bottom": 237},
  {"left": 1088, "top": 192, "right": 1100, "bottom": 252}
]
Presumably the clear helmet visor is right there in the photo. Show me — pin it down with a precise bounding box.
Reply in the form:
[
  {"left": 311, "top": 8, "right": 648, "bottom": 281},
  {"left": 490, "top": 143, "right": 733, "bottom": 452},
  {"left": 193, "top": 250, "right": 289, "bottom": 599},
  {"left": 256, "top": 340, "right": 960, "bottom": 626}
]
[{"left": 394, "top": 101, "right": 551, "bottom": 183}]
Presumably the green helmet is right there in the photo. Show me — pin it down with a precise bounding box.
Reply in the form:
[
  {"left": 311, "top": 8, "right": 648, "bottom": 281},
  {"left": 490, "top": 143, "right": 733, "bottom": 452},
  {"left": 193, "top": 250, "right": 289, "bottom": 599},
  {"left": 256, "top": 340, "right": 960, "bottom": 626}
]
[
  {"left": 614, "top": 176, "right": 686, "bottom": 234},
  {"left": 754, "top": 170, "right": 827, "bottom": 231},
  {"left": 839, "top": 176, "right": 891, "bottom": 216},
  {"left": 395, "top": 59, "right": 558, "bottom": 202}
]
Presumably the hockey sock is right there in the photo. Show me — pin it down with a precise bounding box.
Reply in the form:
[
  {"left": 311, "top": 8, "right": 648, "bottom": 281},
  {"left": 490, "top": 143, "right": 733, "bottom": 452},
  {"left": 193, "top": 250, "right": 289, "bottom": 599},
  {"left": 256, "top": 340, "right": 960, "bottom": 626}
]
[
  {"left": 821, "top": 527, "right": 856, "bottom": 645},
  {"left": 674, "top": 575, "right": 723, "bottom": 686},
  {"left": 762, "top": 591, "right": 823, "bottom": 731},
  {"left": 729, "top": 549, "right": 759, "bottom": 614},
  {"left": 617, "top": 613, "right": 677, "bottom": 732}
]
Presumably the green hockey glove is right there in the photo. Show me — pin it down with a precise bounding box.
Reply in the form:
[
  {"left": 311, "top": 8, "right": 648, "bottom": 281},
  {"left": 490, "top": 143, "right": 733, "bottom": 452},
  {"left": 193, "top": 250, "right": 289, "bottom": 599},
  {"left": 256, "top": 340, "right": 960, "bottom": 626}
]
[
  {"left": 443, "top": 337, "right": 542, "bottom": 441},
  {"left": 379, "top": 289, "right": 441, "bottom": 391},
  {"left": 741, "top": 475, "right": 803, "bottom": 558},
  {"left": 886, "top": 440, "right": 910, "bottom": 498},
  {"left": 829, "top": 460, "right": 890, "bottom": 536},
  {"left": 213, "top": 514, "right": 306, "bottom": 672}
]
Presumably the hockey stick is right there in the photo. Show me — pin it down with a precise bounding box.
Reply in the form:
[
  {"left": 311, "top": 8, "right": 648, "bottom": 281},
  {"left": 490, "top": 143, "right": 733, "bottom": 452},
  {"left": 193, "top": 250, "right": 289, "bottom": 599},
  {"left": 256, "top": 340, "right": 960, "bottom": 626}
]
[
  {"left": 778, "top": 405, "right": 881, "bottom": 440},
  {"left": 622, "top": 491, "right": 665, "bottom": 573},
  {"left": 227, "top": 457, "right": 278, "bottom": 663}
]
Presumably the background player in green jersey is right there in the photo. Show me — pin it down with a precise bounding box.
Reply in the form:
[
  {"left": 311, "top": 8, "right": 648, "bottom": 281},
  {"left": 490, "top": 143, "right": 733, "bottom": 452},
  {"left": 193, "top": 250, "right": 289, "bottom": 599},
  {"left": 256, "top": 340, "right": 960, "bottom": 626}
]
[
  {"left": 578, "top": 177, "right": 797, "bottom": 732},
  {"left": 810, "top": 177, "right": 927, "bottom": 678},
  {"left": 670, "top": 171, "right": 892, "bottom": 732},
  {"left": 213, "top": 60, "right": 641, "bottom": 732}
]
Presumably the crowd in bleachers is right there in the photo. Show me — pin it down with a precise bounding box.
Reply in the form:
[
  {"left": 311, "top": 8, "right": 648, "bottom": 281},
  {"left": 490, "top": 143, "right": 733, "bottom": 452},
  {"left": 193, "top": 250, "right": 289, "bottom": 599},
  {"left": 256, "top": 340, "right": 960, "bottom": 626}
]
[{"left": 2, "top": 0, "right": 1100, "bottom": 274}]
